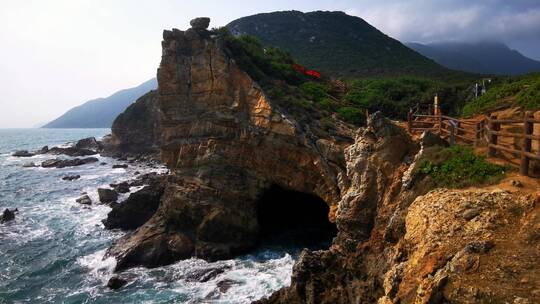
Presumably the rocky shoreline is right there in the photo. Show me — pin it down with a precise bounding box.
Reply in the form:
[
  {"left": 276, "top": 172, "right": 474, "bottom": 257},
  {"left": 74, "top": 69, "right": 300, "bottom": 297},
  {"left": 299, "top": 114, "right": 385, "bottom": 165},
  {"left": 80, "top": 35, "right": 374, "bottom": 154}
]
[{"left": 6, "top": 17, "right": 539, "bottom": 303}]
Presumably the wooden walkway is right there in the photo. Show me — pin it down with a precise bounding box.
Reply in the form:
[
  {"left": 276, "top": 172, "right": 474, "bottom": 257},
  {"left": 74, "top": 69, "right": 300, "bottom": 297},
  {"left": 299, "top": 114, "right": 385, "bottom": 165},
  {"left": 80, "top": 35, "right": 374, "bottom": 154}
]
[{"left": 407, "top": 104, "right": 540, "bottom": 176}]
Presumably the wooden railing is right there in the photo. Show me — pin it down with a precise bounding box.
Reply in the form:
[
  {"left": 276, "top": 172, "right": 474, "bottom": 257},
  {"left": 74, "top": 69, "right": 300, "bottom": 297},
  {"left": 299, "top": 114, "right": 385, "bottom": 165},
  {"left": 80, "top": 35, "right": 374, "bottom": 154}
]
[{"left": 408, "top": 108, "right": 540, "bottom": 176}]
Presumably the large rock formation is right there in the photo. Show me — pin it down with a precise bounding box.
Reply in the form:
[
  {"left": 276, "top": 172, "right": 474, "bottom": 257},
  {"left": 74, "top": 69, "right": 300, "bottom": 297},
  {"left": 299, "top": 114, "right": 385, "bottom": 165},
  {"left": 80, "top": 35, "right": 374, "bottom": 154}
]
[
  {"left": 104, "top": 18, "right": 540, "bottom": 303},
  {"left": 107, "top": 90, "right": 162, "bottom": 156},
  {"left": 107, "top": 18, "right": 351, "bottom": 271}
]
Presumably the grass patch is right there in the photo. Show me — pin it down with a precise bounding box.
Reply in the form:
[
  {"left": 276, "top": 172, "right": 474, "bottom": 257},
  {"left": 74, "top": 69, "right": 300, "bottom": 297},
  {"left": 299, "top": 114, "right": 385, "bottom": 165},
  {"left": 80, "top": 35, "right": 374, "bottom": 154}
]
[
  {"left": 462, "top": 73, "right": 540, "bottom": 117},
  {"left": 418, "top": 145, "right": 506, "bottom": 188}
]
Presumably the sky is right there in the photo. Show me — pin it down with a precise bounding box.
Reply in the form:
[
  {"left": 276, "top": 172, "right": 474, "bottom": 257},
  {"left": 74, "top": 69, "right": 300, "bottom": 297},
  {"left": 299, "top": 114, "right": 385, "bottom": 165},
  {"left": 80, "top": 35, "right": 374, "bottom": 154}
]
[{"left": 1, "top": 0, "right": 539, "bottom": 128}]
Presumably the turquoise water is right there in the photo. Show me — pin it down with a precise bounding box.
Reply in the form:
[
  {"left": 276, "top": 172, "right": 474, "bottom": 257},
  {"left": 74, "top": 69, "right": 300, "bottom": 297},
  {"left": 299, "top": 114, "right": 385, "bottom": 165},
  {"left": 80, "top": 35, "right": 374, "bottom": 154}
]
[{"left": 0, "top": 129, "right": 294, "bottom": 304}]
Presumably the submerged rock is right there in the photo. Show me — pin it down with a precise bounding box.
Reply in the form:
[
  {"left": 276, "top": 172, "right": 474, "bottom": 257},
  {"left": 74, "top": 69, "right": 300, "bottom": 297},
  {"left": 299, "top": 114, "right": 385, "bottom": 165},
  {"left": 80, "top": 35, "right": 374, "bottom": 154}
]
[
  {"left": 112, "top": 164, "right": 128, "bottom": 169},
  {"left": 97, "top": 188, "right": 118, "bottom": 204},
  {"left": 0, "top": 208, "right": 17, "bottom": 223},
  {"left": 22, "top": 162, "right": 37, "bottom": 168},
  {"left": 106, "top": 276, "right": 127, "bottom": 290},
  {"left": 62, "top": 175, "right": 81, "bottom": 181}
]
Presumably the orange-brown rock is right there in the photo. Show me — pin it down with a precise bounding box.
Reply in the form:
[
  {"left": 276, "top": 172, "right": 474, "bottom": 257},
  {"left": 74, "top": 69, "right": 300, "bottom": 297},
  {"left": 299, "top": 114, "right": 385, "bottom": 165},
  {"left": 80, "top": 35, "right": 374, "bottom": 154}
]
[{"left": 106, "top": 19, "right": 350, "bottom": 271}]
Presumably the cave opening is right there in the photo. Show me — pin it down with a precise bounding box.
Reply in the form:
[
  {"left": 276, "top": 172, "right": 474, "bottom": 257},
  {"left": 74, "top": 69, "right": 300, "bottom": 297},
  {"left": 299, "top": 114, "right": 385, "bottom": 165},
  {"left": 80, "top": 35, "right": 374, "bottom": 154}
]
[{"left": 256, "top": 185, "right": 337, "bottom": 250}]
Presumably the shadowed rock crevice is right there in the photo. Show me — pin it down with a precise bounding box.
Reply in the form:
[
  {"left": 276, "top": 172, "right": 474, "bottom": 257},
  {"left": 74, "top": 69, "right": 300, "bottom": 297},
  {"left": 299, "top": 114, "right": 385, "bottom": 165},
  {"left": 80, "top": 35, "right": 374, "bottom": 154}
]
[{"left": 256, "top": 185, "right": 337, "bottom": 249}]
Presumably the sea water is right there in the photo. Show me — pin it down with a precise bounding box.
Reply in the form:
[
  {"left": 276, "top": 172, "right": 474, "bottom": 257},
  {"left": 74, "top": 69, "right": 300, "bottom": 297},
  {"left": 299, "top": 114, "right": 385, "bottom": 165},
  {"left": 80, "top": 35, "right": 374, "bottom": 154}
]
[{"left": 0, "top": 129, "right": 295, "bottom": 304}]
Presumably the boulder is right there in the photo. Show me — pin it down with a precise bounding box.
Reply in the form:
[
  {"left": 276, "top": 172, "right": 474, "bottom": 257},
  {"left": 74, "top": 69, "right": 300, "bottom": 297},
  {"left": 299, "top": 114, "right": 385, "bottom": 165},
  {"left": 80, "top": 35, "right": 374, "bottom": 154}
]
[
  {"left": 0, "top": 208, "right": 17, "bottom": 223},
  {"left": 46, "top": 147, "right": 97, "bottom": 157},
  {"left": 98, "top": 188, "right": 118, "bottom": 204},
  {"left": 75, "top": 137, "right": 101, "bottom": 151},
  {"left": 76, "top": 195, "right": 92, "bottom": 205},
  {"left": 62, "top": 175, "right": 81, "bottom": 181},
  {"left": 190, "top": 17, "right": 210, "bottom": 30},
  {"left": 41, "top": 157, "right": 98, "bottom": 168},
  {"left": 12, "top": 150, "right": 34, "bottom": 157},
  {"left": 110, "top": 182, "right": 130, "bottom": 194},
  {"left": 38, "top": 146, "right": 49, "bottom": 154},
  {"left": 102, "top": 179, "right": 165, "bottom": 230},
  {"left": 106, "top": 276, "right": 127, "bottom": 290}
]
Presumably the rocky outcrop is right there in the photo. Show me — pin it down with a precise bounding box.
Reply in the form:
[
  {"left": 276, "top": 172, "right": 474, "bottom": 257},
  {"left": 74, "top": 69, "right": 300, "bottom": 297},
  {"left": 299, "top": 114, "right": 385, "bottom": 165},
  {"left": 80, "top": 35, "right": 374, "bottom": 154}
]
[
  {"left": 98, "top": 188, "right": 118, "bottom": 204},
  {"left": 76, "top": 195, "right": 92, "bottom": 205},
  {"left": 101, "top": 17, "right": 539, "bottom": 303},
  {"left": 12, "top": 150, "right": 34, "bottom": 157},
  {"left": 103, "top": 177, "right": 166, "bottom": 230},
  {"left": 106, "top": 18, "right": 351, "bottom": 271},
  {"left": 106, "top": 90, "right": 162, "bottom": 156},
  {"left": 41, "top": 157, "right": 98, "bottom": 168}
]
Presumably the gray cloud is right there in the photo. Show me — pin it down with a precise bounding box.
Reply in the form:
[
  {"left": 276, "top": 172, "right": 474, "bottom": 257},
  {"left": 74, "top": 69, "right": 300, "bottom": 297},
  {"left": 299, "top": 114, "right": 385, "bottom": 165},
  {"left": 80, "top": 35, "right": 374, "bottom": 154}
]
[{"left": 346, "top": 0, "right": 540, "bottom": 60}]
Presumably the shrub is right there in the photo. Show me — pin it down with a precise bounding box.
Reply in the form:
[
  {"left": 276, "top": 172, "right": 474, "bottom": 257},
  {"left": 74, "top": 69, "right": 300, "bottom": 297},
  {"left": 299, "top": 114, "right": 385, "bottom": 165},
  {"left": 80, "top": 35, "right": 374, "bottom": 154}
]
[
  {"left": 418, "top": 145, "right": 506, "bottom": 188},
  {"left": 337, "top": 107, "right": 365, "bottom": 125}
]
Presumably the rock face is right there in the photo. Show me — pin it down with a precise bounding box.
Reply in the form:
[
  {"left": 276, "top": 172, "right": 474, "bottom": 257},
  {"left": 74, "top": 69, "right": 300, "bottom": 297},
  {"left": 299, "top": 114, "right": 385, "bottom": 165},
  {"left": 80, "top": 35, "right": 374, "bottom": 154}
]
[
  {"left": 108, "top": 90, "right": 162, "bottom": 156},
  {"left": 103, "top": 18, "right": 540, "bottom": 303},
  {"left": 106, "top": 18, "right": 350, "bottom": 271},
  {"left": 103, "top": 178, "right": 165, "bottom": 230},
  {"left": 98, "top": 189, "right": 118, "bottom": 204}
]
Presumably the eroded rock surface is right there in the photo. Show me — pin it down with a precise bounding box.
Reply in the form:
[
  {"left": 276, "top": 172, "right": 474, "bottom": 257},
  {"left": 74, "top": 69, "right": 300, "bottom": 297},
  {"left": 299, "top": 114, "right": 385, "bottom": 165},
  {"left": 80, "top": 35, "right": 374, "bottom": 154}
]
[{"left": 106, "top": 19, "right": 350, "bottom": 271}]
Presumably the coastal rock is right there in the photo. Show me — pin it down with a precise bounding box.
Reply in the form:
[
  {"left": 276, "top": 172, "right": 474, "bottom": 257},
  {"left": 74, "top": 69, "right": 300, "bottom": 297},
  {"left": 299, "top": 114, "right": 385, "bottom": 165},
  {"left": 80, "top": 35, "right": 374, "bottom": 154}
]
[
  {"left": 12, "top": 150, "right": 34, "bottom": 157},
  {"left": 103, "top": 178, "right": 165, "bottom": 230},
  {"left": 1, "top": 208, "right": 17, "bottom": 223},
  {"left": 47, "top": 145, "right": 98, "bottom": 157},
  {"left": 75, "top": 137, "right": 101, "bottom": 151},
  {"left": 98, "top": 188, "right": 118, "bottom": 204},
  {"left": 112, "top": 164, "right": 128, "bottom": 169},
  {"left": 62, "top": 175, "right": 81, "bottom": 181},
  {"left": 41, "top": 157, "right": 98, "bottom": 168},
  {"left": 106, "top": 276, "right": 127, "bottom": 290},
  {"left": 110, "top": 182, "right": 130, "bottom": 193},
  {"left": 76, "top": 195, "right": 92, "bottom": 205},
  {"left": 38, "top": 146, "right": 49, "bottom": 154},
  {"left": 105, "top": 90, "right": 161, "bottom": 156},
  {"left": 106, "top": 19, "right": 349, "bottom": 271}
]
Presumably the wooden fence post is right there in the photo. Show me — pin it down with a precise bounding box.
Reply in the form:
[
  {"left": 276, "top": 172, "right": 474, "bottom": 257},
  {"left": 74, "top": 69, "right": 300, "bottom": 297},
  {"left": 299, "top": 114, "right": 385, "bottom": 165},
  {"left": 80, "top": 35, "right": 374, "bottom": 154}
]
[
  {"left": 407, "top": 109, "right": 413, "bottom": 133},
  {"left": 438, "top": 112, "right": 442, "bottom": 135},
  {"left": 474, "top": 122, "right": 480, "bottom": 147},
  {"left": 520, "top": 112, "right": 534, "bottom": 176},
  {"left": 488, "top": 115, "right": 499, "bottom": 157}
]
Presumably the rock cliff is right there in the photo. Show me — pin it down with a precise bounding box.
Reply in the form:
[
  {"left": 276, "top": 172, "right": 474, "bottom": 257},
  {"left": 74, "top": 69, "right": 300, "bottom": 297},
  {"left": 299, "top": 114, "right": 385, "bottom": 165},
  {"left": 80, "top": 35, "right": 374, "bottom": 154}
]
[
  {"left": 106, "top": 90, "right": 162, "bottom": 156},
  {"left": 107, "top": 18, "right": 351, "bottom": 270},
  {"left": 105, "top": 18, "right": 540, "bottom": 303}
]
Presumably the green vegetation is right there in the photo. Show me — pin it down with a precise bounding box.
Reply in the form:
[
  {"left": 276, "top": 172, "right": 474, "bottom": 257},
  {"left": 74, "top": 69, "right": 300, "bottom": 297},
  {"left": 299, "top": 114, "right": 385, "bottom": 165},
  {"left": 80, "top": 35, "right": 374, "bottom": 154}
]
[
  {"left": 343, "top": 77, "right": 471, "bottom": 119},
  {"left": 418, "top": 146, "right": 506, "bottom": 188},
  {"left": 227, "top": 11, "right": 452, "bottom": 77},
  {"left": 214, "top": 28, "right": 480, "bottom": 130},
  {"left": 462, "top": 73, "right": 540, "bottom": 117}
]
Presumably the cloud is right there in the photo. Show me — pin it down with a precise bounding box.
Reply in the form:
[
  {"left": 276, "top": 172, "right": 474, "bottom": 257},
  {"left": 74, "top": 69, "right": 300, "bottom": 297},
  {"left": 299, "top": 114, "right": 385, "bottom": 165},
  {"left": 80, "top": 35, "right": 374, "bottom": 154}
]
[{"left": 345, "top": 0, "right": 540, "bottom": 59}]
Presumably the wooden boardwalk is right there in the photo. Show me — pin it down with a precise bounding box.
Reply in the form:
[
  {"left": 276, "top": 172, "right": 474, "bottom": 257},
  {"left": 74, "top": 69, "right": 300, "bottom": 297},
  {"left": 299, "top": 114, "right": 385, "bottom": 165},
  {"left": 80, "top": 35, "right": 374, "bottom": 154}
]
[{"left": 407, "top": 105, "right": 540, "bottom": 176}]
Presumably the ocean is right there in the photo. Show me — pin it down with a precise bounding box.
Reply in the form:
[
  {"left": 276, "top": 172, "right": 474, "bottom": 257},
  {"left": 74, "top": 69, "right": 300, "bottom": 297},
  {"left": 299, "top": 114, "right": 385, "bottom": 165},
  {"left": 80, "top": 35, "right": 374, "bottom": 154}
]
[{"left": 0, "top": 129, "right": 295, "bottom": 304}]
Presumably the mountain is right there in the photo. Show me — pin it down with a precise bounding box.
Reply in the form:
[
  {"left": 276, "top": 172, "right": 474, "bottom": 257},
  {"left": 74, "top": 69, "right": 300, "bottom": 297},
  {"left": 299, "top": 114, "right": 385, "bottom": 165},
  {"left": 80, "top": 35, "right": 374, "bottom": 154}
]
[
  {"left": 43, "top": 78, "right": 157, "bottom": 128},
  {"left": 406, "top": 41, "right": 540, "bottom": 75},
  {"left": 227, "top": 11, "right": 448, "bottom": 77}
]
